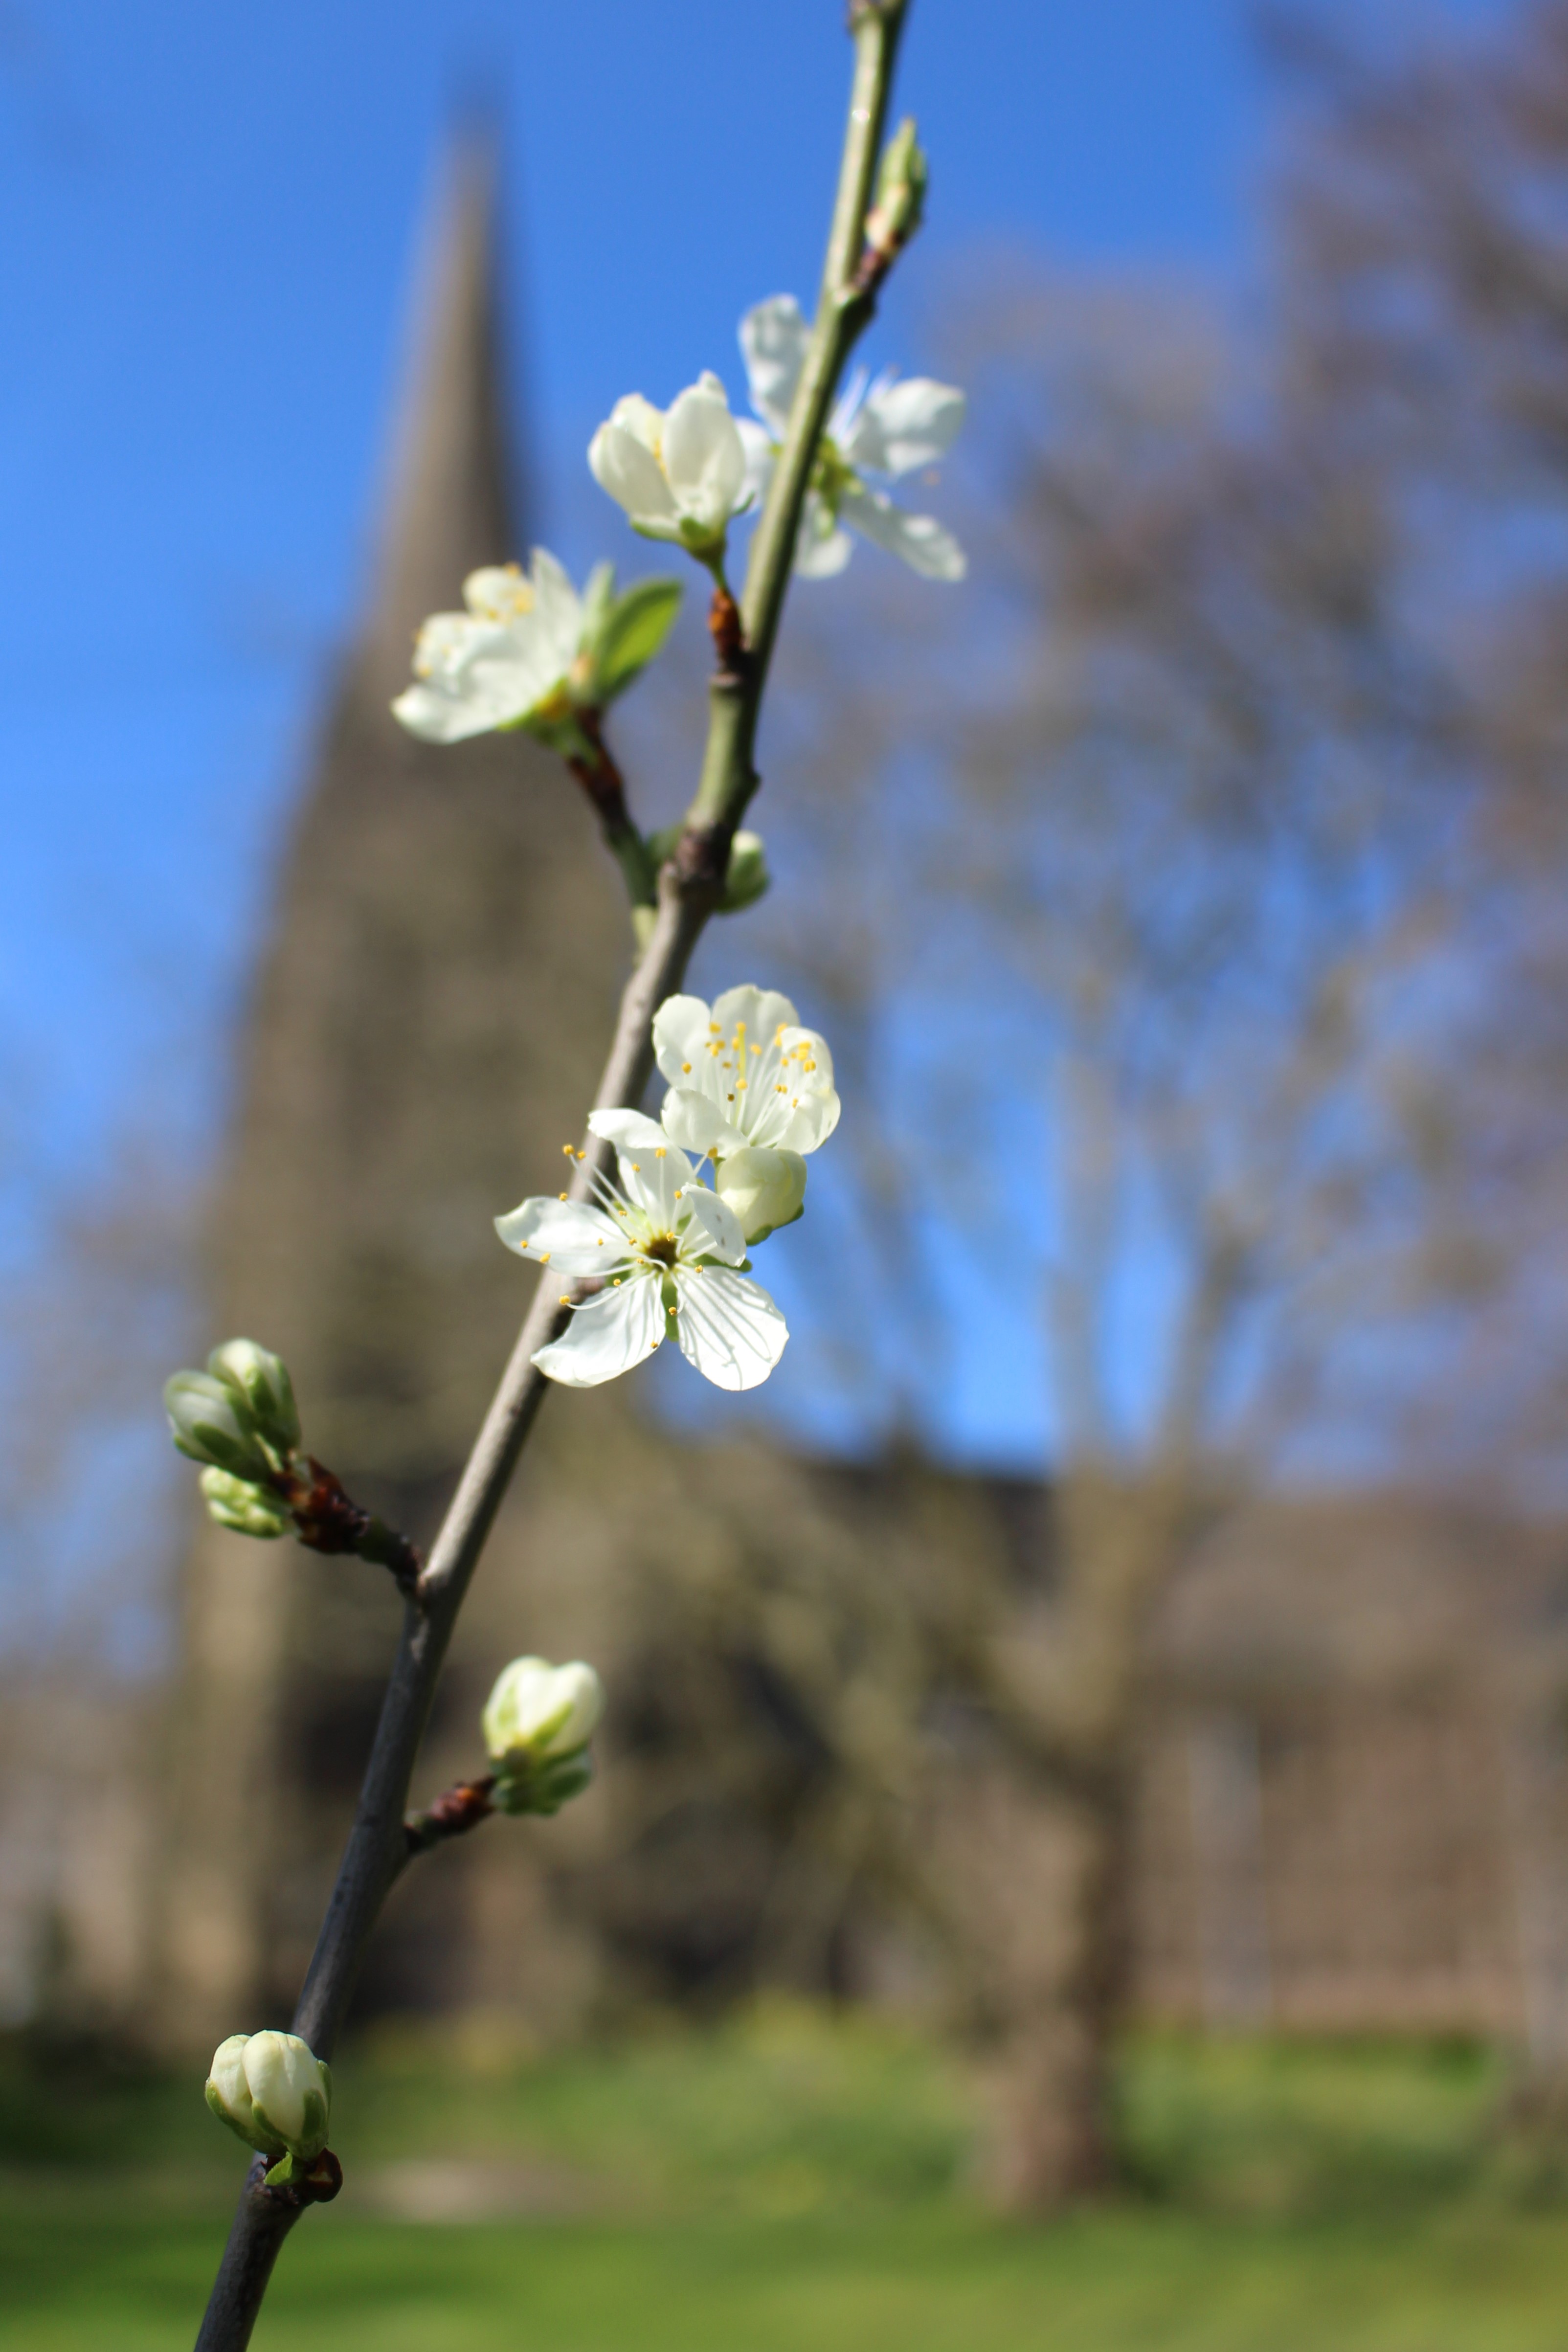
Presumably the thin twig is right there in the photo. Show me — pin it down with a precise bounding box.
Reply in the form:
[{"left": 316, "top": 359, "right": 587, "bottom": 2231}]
[{"left": 192, "top": 11, "right": 912, "bottom": 2344}]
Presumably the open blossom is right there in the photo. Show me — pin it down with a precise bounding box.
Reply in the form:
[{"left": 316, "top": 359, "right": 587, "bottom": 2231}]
[
  {"left": 391, "top": 549, "right": 681, "bottom": 748},
  {"left": 737, "top": 294, "right": 965, "bottom": 580},
  {"left": 495, "top": 1111, "right": 787, "bottom": 1391},
  {"left": 654, "top": 986, "right": 839, "bottom": 1162},
  {"left": 589, "top": 373, "right": 751, "bottom": 560}
]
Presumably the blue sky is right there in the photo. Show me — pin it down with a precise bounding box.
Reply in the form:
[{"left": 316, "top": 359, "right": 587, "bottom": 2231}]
[{"left": 0, "top": 0, "right": 1513, "bottom": 1478}]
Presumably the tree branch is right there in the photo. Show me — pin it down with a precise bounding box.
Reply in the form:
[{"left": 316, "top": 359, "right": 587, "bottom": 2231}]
[{"left": 191, "top": 13, "right": 916, "bottom": 2345}]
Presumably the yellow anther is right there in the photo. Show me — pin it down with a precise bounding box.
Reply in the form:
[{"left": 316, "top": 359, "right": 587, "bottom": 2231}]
[
  {"left": 737, "top": 1080, "right": 747, "bottom": 1091},
  {"left": 751, "top": 1043, "right": 762, "bottom": 1055},
  {"left": 655, "top": 1148, "right": 667, "bottom": 1159},
  {"left": 563, "top": 1142, "right": 574, "bottom": 1155},
  {"left": 539, "top": 1252, "right": 551, "bottom": 1264},
  {"left": 682, "top": 1062, "right": 692, "bottom": 1074},
  {"left": 709, "top": 1023, "right": 721, "bottom": 1034},
  {"left": 613, "top": 1277, "right": 623, "bottom": 1286},
  {"left": 559, "top": 1295, "right": 572, "bottom": 1306},
  {"left": 559, "top": 1191, "right": 568, "bottom": 1201}
]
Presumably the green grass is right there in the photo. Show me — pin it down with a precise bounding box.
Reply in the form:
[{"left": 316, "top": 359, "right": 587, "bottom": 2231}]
[{"left": 2, "top": 2011, "right": 1566, "bottom": 2351}]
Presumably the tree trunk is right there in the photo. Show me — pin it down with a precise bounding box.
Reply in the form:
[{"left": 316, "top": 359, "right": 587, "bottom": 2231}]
[{"left": 941, "top": 1757, "right": 1131, "bottom": 2209}]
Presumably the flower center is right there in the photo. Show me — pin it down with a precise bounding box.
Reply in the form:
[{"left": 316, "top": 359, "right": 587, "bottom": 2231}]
[
  {"left": 809, "top": 436, "right": 857, "bottom": 519},
  {"left": 642, "top": 1232, "right": 680, "bottom": 1267}
]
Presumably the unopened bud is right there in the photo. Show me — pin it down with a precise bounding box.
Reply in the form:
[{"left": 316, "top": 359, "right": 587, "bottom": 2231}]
[
  {"left": 865, "top": 117, "right": 927, "bottom": 261},
  {"left": 164, "top": 1371, "right": 270, "bottom": 1479},
  {"left": 205, "top": 2030, "right": 332, "bottom": 2171},
  {"left": 719, "top": 830, "right": 770, "bottom": 914},
  {"left": 207, "top": 1338, "right": 301, "bottom": 1456},
  {"left": 199, "top": 1467, "right": 291, "bottom": 1540},
  {"left": 483, "top": 1656, "right": 603, "bottom": 1815},
  {"left": 715, "top": 1146, "right": 807, "bottom": 1244},
  {"left": 484, "top": 1656, "right": 603, "bottom": 1766}
]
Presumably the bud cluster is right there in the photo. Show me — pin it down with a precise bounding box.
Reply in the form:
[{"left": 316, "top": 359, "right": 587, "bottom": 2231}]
[{"left": 164, "top": 1339, "right": 302, "bottom": 1540}]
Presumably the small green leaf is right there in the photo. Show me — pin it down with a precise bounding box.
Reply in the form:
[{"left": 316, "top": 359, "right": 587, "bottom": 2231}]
[{"left": 595, "top": 579, "right": 684, "bottom": 702}]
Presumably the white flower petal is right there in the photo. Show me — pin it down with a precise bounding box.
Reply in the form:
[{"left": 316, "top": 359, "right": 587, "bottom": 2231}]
[
  {"left": 843, "top": 378, "right": 966, "bottom": 477},
  {"left": 532, "top": 1274, "right": 665, "bottom": 1387},
  {"left": 392, "top": 642, "right": 547, "bottom": 742},
  {"left": 677, "top": 1182, "right": 747, "bottom": 1266},
  {"left": 608, "top": 393, "right": 665, "bottom": 451},
  {"left": 242, "top": 2033, "right": 320, "bottom": 2146},
  {"left": 464, "top": 564, "right": 533, "bottom": 620},
  {"left": 587, "top": 1107, "right": 673, "bottom": 1156},
  {"left": 795, "top": 492, "right": 853, "bottom": 578},
  {"left": 483, "top": 1656, "right": 603, "bottom": 1760},
  {"left": 663, "top": 379, "right": 747, "bottom": 532},
  {"left": 672, "top": 1266, "right": 788, "bottom": 1391},
  {"left": 712, "top": 985, "right": 801, "bottom": 1038},
  {"left": 776, "top": 1089, "right": 841, "bottom": 1154},
  {"left": 495, "top": 1195, "right": 626, "bottom": 1275},
  {"left": 740, "top": 294, "right": 812, "bottom": 439},
  {"left": 736, "top": 417, "right": 776, "bottom": 513},
  {"left": 652, "top": 994, "right": 715, "bottom": 1087},
  {"left": 781, "top": 1025, "right": 832, "bottom": 1092},
  {"left": 590, "top": 419, "right": 680, "bottom": 530},
  {"left": 616, "top": 1142, "right": 690, "bottom": 1227},
  {"left": 528, "top": 546, "right": 584, "bottom": 665},
  {"left": 661, "top": 1086, "right": 735, "bottom": 1157},
  {"left": 841, "top": 484, "right": 966, "bottom": 581}
]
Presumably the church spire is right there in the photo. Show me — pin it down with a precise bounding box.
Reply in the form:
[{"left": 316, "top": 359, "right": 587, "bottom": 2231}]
[{"left": 354, "top": 133, "right": 518, "bottom": 705}]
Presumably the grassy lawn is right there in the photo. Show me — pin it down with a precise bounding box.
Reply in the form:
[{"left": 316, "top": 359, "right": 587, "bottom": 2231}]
[{"left": 3, "top": 2010, "right": 1567, "bottom": 2350}]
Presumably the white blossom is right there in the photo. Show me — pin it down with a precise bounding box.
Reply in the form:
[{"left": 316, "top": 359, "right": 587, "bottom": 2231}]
[
  {"left": 392, "top": 551, "right": 682, "bottom": 749},
  {"left": 589, "top": 373, "right": 751, "bottom": 560},
  {"left": 737, "top": 294, "right": 966, "bottom": 581},
  {"left": 495, "top": 1112, "right": 787, "bottom": 1391},
  {"left": 653, "top": 985, "right": 839, "bottom": 1164},
  {"left": 392, "top": 551, "right": 583, "bottom": 743}
]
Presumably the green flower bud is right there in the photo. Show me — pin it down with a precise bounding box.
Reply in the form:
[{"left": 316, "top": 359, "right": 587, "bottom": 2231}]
[
  {"left": 207, "top": 1338, "right": 301, "bottom": 1456},
  {"left": 483, "top": 1657, "right": 604, "bottom": 1820},
  {"left": 164, "top": 1371, "right": 271, "bottom": 1479},
  {"left": 199, "top": 1467, "right": 291, "bottom": 1541},
  {"left": 717, "top": 830, "right": 770, "bottom": 914},
  {"left": 643, "top": 825, "right": 770, "bottom": 914},
  {"left": 866, "top": 116, "right": 927, "bottom": 257},
  {"left": 206, "top": 2030, "right": 331, "bottom": 2167},
  {"left": 714, "top": 1146, "right": 807, "bottom": 1245}
]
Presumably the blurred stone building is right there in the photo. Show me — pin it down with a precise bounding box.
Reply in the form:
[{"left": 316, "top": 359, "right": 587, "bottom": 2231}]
[{"left": 10, "top": 147, "right": 1568, "bottom": 2063}]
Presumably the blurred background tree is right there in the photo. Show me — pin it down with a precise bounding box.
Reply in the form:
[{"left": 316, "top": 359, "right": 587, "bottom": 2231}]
[{"left": 13, "top": 0, "right": 1568, "bottom": 2243}]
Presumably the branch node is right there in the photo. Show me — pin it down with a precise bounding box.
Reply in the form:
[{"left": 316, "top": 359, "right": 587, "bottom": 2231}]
[{"left": 403, "top": 1774, "right": 497, "bottom": 1858}]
